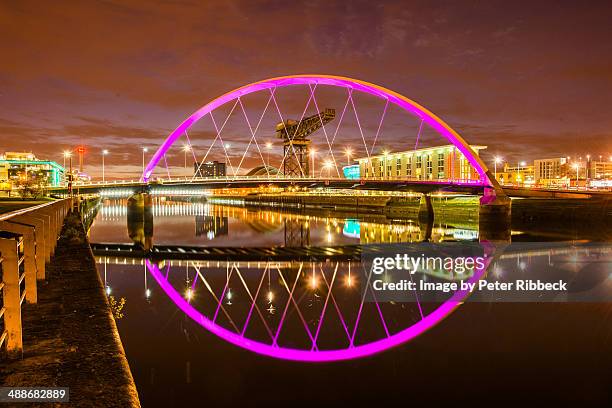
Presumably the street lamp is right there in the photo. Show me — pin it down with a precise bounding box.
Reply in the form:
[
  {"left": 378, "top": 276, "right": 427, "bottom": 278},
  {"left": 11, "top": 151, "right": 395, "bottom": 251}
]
[
  {"left": 572, "top": 162, "right": 580, "bottom": 187},
  {"left": 65, "top": 151, "right": 73, "bottom": 194},
  {"left": 310, "top": 149, "right": 316, "bottom": 178},
  {"left": 345, "top": 147, "right": 353, "bottom": 167},
  {"left": 321, "top": 159, "right": 333, "bottom": 178},
  {"left": 183, "top": 144, "right": 191, "bottom": 169},
  {"left": 266, "top": 142, "right": 272, "bottom": 167},
  {"left": 102, "top": 149, "right": 109, "bottom": 182},
  {"left": 494, "top": 156, "right": 503, "bottom": 179},
  {"left": 516, "top": 161, "right": 527, "bottom": 186},
  {"left": 63, "top": 150, "right": 71, "bottom": 169}
]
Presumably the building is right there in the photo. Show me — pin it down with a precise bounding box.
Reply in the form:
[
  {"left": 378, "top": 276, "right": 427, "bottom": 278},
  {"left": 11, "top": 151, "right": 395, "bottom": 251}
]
[
  {"left": 533, "top": 157, "right": 570, "bottom": 187},
  {"left": 342, "top": 164, "right": 360, "bottom": 179},
  {"left": 496, "top": 163, "right": 535, "bottom": 186},
  {"left": 0, "top": 152, "right": 65, "bottom": 189},
  {"left": 355, "top": 144, "right": 486, "bottom": 182},
  {"left": 589, "top": 160, "right": 612, "bottom": 180},
  {"left": 194, "top": 161, "right": 226, "bottom": 177}
]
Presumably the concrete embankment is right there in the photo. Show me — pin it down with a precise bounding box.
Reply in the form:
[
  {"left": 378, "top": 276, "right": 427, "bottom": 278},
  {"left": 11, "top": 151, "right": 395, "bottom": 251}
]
[
  {"left": 0, "top": 211, "right": 140, "bottom": 407},
  {"left": 210, "top": 193, "right": 481, "bottom": 228}
]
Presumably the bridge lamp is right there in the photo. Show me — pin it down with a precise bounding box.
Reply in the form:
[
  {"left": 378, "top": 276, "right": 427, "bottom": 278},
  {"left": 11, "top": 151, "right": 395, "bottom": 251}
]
[
  {"left": 310, "top": 149, "right": 317, "bottom": 177},
  {"left": 145, "top": 288, "right": 151, "bottom": 299},
  {"left": 265, "top": 142, "right": 272, "bottom": 167},
  {"left": 322, "top": 160, "right": 333, "bottom": 178},
  {"left": 345, "top": 147, "right": 353, "bottom": 166},
  {"left": 182, "top": 144, "right": 191, "bottom": 169},
  {"left": 267, "top": 290, "right": 274, "bottom": 303},
  {"left": 102, "top": 150, "right": 109, "bottom": 182}
]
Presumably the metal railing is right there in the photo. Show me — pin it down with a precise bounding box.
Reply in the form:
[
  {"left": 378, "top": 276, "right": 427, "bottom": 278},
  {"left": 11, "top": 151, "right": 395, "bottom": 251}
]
[{"left": 0, "top": 198, "right": 72, "bottom": 358}]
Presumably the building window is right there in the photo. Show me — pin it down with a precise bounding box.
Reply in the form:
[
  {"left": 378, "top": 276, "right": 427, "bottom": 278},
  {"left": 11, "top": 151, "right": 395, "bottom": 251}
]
[
  {"left": 416, "top": 156, "right": 422, "bottom": 180},
  {"left": 396, "top": 157, "right": 401, "bottom": 177},
  {"left": 437, "top": 152, "right": 445, "bottom": 179},
  {"left": 406, "top": 156, "right": 412, "bottom": 177},
  {"left": 426, "top": 154, "right": 433, "bottom": 179}
]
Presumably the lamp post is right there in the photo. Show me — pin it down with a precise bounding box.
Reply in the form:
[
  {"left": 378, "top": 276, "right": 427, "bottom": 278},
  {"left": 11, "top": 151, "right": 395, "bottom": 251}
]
[
  {"left": 310, "top": 149, "right": 316, "bottom": 178},
  {"left": 345, "top": 147, "right": 353, "bottom": 167},
  {"left": 321, "top": 160, "right": 333, "bottom": 178},
  {"left": 183, "top": 144, "right": 191, "bottom": 169},
  {"left": 516, "top": 161, "right": 526, "bottom": 186},
  {"left": 494, "top": 156, "right": 503, "bottom": 179},
  {"left": 102, "top": 150, "right": 108, "bottom": 182},
  {"left": 572, "top": 162, "right": 580, "bottom": 188},
  {"left": 266, "top": 142, "right": 272, "bottom": 168},
  {"left": 66, "top": 152, "right": 73, "bottom": 195}
]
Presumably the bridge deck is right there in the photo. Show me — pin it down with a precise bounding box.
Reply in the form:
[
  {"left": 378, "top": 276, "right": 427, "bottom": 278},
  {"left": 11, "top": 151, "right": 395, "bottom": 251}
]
[{"left": 90, "top": 241, "right": 603, "bottom": 262}]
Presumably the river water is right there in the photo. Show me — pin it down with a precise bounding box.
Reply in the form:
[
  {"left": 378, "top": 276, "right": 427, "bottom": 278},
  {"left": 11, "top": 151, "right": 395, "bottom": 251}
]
[{"left": 88, "top": 196, "right": 611, "bottom": 406}]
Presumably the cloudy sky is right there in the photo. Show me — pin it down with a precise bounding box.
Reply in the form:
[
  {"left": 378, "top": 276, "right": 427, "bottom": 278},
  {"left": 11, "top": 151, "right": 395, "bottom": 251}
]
[{"left": 1, "top": 0, "right": 611, "bottom": 179}]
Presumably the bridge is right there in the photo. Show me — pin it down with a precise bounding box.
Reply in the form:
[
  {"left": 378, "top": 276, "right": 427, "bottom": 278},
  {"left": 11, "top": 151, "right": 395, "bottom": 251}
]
[
  {"left": 50, "top": 176, "right": 610, "bottom": 199},
  {"left": 50, "top": 176, "right": 486, "bottom": 196},
  {"left": 54, "top": 74, "right": 608, "bottom": 245}
]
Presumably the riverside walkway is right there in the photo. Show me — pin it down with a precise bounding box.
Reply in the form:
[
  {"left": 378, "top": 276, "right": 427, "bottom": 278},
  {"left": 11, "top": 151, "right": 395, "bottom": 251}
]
[{"left": 0, "top": 202, "right": 140, "bottom": 407}]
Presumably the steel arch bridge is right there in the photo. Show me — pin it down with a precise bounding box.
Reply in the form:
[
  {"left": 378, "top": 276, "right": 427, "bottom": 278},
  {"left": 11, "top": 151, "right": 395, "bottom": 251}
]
[
  {"left": 128, "top": 75, "right": 508, "bottom": 362},
  {"left": 142, "top": 74, "right": 501, "bottom": 193}
]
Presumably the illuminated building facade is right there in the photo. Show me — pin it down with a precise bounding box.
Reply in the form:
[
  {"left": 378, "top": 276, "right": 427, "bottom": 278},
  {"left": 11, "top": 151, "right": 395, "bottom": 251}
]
[
  {"left": 534, "top": 157, "right": 570, "bottom": 187},
  {"left": 589, "top": 160, "right": 612, "bottom": 180},
  {"left": 355, "top": 144, "right": 486, "bottom": 182},
  {"left": 194, "top": 161, "right": 226, "bottom": 177},
  {"left": 0, "top": 152, "right": 65, "bottom": 188},
  {"left": 342, "top": 164, "right": 360, "bottom": 179},
  {"left": 496, "top": 163, "right": 535, "bottom": 186}
]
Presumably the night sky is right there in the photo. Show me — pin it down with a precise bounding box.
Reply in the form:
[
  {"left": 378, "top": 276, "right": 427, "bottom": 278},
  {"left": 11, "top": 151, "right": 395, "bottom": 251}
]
[{"left": 1, "top": 0, "right": 611, "bottom": 178}]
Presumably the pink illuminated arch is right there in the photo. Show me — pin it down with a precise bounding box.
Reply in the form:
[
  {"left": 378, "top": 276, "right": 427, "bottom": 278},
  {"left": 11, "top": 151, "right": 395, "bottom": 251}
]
[
  {"left": 146, "top": 258, "right": 488, "bottom": 362},
  {"left": 142, "top": 74, "right": 494, "bottom": 186}
]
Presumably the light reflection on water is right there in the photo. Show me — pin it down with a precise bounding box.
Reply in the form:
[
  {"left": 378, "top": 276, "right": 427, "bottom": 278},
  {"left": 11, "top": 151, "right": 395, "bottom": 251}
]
[
  {"left": 89, "top": 197, "right": 479, "bottom": 247},
  {"left": 88, "top": 197, "right": 611, "bottom": 407}
]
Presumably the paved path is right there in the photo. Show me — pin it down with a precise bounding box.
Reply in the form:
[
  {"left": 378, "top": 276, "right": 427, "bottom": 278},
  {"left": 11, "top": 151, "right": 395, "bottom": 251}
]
[{"left": 0, "top": 212, "right": 140, "bottom": 407}]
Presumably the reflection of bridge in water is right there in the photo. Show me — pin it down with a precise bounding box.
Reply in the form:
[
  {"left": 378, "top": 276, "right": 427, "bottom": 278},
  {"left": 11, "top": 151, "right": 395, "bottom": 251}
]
[
  {"left": 96, "top": 197, "right": 483, "bottom": 250},
  {"left": 96, "top": 242, "right": 609, "bottom": 362}
]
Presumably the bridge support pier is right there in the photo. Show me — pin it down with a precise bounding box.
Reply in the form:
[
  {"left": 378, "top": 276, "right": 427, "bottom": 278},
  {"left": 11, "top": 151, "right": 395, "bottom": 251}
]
[
  {"left": 479, "top": 186, "right": 511, "bottom": 242},
  {"left": 127, "top": 193, "right": 154, "bottom": 250},
  {"left": 418, "top": 194, "right": 434, "bottom": 241}
]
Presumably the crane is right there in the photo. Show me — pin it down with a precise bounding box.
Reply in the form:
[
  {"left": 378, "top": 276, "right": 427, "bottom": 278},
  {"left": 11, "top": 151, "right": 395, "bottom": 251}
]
[{"left": 275, "top": 108, "right": 335, "bottom": 177}]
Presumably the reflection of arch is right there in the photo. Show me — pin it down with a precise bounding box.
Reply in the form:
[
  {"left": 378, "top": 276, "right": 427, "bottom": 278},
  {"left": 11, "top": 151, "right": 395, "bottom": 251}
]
[
  {"left": 245, "top": 165, "right": 283, "bottom": 177},
  {"left": 143, "top": 75, "right": 499, "bottom": 189},
  {"left": 146, "top": 258, "right": 489, "bottom": 362}
]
